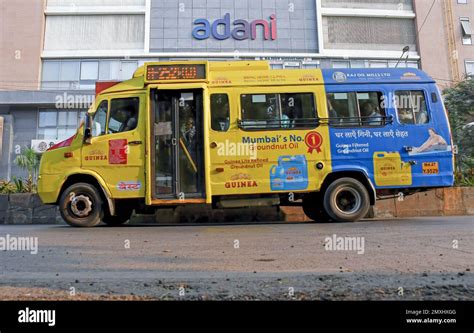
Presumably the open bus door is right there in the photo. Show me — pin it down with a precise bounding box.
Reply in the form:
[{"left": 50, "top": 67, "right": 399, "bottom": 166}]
[{"left": 148, "top": 86, "right": 207, "bottom": 204}]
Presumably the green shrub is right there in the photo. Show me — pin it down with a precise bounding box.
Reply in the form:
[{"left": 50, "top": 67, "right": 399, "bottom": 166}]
[{"left": 443, "top": 78, "right": 474, "bottom": 186}]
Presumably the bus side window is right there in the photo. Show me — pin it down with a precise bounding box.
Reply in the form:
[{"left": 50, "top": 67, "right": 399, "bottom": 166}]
[
  {"left": 395, "top": 90, "right": 429, "bottom": 125},
  {"left": 210, "top": 94, "right": 230, "bottom": 131},
  {"left": 92, "top": 100, "right": 108, "bottom": 137},
  {"left": 280, "top": 93, "right": 317, "bottom": 129},
  {"left": 326, "top": 92, "right": 385, "bottom": 127},
  {"left": 240, "top": 93, "right": 317, "bottom": 130},
  {"left": 357, "top": 92, "right": 385, "bottom": 126},
  {"left": 327, "top": 92, "right": 358, "bottom": 126},
  {"left": 108, "top": 97, "right": 139, "bottom": 134}
]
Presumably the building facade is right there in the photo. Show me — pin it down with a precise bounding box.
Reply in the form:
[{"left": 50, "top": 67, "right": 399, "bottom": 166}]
[
  {"left": 0, "top": 0, "right": 471, "bottom": 179},
  {"left": 414, "top": 0, "right": 474, "bottom": 90}
]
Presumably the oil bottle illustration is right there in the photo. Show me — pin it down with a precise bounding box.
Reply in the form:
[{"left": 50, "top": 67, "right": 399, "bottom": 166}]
[
  {"left": 373, "top": 152, "right": 412, "bottom": 186},
  {"left": 270, "top": 155, "right": 309, "bottom": 191}
]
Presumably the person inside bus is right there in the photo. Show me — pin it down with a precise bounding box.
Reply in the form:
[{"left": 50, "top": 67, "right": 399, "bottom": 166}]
[
  {"left": 412, "top": 128, "right": 448, "bottom": 153},
  {"left": 281, "top": 107, "right": 294, "bottom": 128},
  {"left": 398, "top": 107, "right": 414, "bottom": 124},
  {"left": 113, "top": 105, "right": 138, "bottom": 133},
  {"left": 327, "top": 97, "right": 339, "bottom": 125},
  {"left": 327, "top": 94, "right": 353, "bottom": 126},
  {"left": 414, "top": 104, "right": 429, "bottom": 124},
  {"left": 211, "top": 97, "right": 230, "bottom": 131},
  {"left": 361, "top": 101, "right": 383, "bottom": 126},
  {"left": 182, "top": 116, "right": 197, "bottom": 162},
  {"left": 265, "top": 104, "right": 290, "bottom": 129}
]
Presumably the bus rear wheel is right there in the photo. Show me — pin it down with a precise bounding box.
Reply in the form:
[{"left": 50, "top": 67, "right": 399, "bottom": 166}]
[
  {"left": 323, "top": 178, "right": 370, "bottom": 222},
  {"left": 59, "top": 183, "right": 104, "bottom": 227},
  {"left": 302, "top": 192, "right": 331, "bottom": 222}
]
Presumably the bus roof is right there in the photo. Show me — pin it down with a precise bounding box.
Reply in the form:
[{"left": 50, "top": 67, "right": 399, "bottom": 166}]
[
  {"left": 321, "top": 68, "right": 436, "bottom": 85},
  {"left": 97, "top": 61, "right": 436, "bottom": 96}
]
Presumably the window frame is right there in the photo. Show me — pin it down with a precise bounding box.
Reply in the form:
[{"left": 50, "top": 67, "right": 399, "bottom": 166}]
[
  {"left": 394, "top": 89, "right": 431, "bottom": 126},
  {"left": 37, "top": 108, "right": 84, "bottom": 141},
  {"left": 210, "top": 93, "right": 231, "bottom": 132},
  {"left": 461, "top": 17, "right": 472, "bottom": 45},
  {"left": 107, "top": 97, "right": 140, "bottom": 135},
  {"left": 238, "top": 91, "right": 319, "bottom": 131},
  {"left": 465, "top": 60, "right": 474, "bottom": 77},
  {"left": 326, "top": 90, "right": 388, "bottom": 128},
  {"left": 91, "top": 100, "right": 109, "bottom": 137}
]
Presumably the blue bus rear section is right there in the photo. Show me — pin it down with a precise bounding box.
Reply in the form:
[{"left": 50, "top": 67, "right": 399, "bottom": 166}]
[{"left": 322, "top": 68, "right": 454, "bottom": 190}]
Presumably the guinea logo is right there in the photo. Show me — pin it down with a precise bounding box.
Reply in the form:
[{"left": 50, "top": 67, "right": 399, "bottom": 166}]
[{"left": 305, "top": 132, "right": 323, "bottom": 154}]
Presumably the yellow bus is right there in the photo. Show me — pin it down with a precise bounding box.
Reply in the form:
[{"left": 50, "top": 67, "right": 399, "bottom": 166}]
[{"left": 37, "top": 61, "right": 454, "bottom": 227}]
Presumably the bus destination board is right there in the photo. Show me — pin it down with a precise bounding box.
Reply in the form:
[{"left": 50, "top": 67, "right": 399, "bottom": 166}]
[{"left": 146, "top": 64, "right": 206, "bottom": 81}]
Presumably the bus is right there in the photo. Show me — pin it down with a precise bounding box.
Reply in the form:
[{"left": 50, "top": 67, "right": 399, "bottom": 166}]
[{"left": 37, "top": 61, "right": 454, "bottom": 227}]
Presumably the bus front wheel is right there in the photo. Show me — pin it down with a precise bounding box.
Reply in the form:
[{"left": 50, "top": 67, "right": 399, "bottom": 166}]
[
  {"left": 323, "top": 178, "right": 370, "bottom": 222},
  {"left": 59, "top": 183, "right": 104, "bottom": 228}
]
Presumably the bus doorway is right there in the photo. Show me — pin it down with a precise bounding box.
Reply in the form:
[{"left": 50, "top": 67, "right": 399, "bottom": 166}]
[{"left": 152, "top": 89, "right": 205, "bottom": 200}]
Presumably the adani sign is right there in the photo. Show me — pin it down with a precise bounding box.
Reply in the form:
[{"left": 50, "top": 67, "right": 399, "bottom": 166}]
[{"left": 192, "top": 13, "right": 277, "bottom": 41}]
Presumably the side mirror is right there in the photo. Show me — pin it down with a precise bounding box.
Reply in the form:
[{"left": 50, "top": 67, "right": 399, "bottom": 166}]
[{"left": 83, "top": 115, "right": 92, "bottom": 144}]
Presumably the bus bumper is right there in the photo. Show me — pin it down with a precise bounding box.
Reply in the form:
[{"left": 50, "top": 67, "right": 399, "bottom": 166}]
[{"left": 37, "top": 174, "right": 62, "bottom": 204}]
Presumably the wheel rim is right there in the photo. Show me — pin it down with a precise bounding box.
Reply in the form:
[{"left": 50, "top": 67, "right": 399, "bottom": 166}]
[
  {"left": 69, "top": 194, "right": 93, "bottom": 218},
  {"left": 333, "top": 187, "right": 361, "bottom": 215}
]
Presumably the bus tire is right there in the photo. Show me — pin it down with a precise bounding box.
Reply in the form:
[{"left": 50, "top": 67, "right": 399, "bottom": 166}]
[
  {"left": 59, "top": 183, "right": 104, "bottom": 228},
  {"left": 102, "top": 207, "right": 133, "bottom": 226},
  {"left": 323, "top": 178, "right": 370, "bottom": 222},
  {"left": 302, "top": 192, "right": 331, "bottom": 222}
]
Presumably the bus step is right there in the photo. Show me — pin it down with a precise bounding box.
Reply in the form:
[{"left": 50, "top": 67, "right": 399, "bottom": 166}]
[{"left": 216, "top": 196, "right": 280, "bottom": 209}]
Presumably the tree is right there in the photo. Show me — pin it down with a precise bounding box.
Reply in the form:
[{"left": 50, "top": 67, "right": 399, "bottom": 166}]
[
  {"left": 443, "top": 78, "right": 474, "bottom": 185},
  {"left": 14, "top": 146, "right": 40, "bottom": 192}
]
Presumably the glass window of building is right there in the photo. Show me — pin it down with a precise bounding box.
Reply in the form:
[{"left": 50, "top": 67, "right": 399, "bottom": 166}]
[
  {"left": 465, "top": 61, "right": 474, "bottom": 77},
  {"left": 81, "top": 62, "right": 99, "bottom": 80},
  {"left": 332, "top": 61, "right": 350, "bottom": 68},
  {"left": 44, "top": 15, "right": 145, "bottom": 51},
  {"left": 369, "top": 61, "right": 388, "bottom": 68},
  {"left": 60, "top": 61, "right": 80, "bottom": 82},
  {"left": 350, "top": 60, "right": 366, "bottom": 68},
  {"left": 99, "top": 60, "right": 121, "bottom": 80},
  {"left": 38, "top": 109, "right": 83, "bottom": 140},
  {"left": 461, "top": 18, "right": 472, "bottom": 45},
  {"left": 120, "top": 61, "right": 139, "bottom": 80}
]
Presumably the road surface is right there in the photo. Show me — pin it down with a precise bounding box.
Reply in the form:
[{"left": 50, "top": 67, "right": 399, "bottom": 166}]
[{"left": 0, "top": 216, "right": 473, "bottom": 300}]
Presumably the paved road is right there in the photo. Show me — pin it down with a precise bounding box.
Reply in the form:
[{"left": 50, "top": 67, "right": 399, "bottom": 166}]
[{"left": 1, "top": 216, "right": 473, "bottom": 300}]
